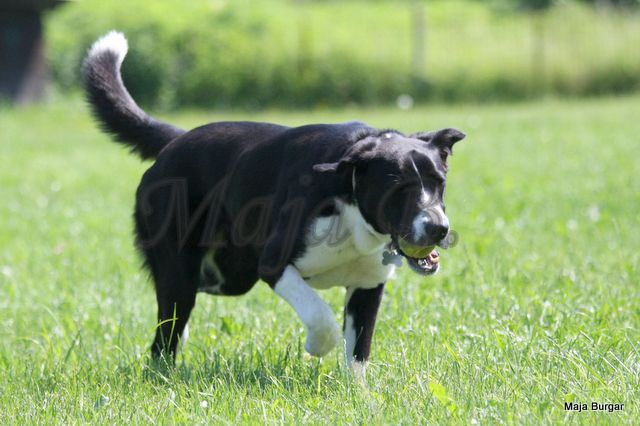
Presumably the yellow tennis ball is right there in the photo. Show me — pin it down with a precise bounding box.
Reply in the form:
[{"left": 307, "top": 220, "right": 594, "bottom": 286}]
[{"left": 398, "top": 240, "right": 434, "bottom": 258}]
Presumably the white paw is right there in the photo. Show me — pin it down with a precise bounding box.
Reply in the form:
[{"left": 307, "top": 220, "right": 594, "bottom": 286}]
[
  {"left": 349, "top": 360, "right": 367, "bottom": 385},
  {"left": 305, "top": 321, "right": 341, "bottom": 357}
]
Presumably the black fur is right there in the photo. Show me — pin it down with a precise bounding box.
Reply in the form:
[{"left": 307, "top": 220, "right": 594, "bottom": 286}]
[{"left": 345, "top": 284, "right": 385, "bottom": 362}]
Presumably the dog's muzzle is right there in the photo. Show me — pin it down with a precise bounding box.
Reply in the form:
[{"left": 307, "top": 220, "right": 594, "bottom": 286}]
[{"left": 391, "top": 238, "right": 441, "bottom": 275}]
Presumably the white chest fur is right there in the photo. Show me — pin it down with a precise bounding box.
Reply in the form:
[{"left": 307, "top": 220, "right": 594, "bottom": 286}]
[{"left": 294, "top": 202, "right": 395, "bottom": 289}]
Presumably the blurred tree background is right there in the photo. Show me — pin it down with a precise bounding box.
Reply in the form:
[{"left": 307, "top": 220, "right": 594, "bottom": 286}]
[{"left": 33, "top": 0, "right": 640, "bottom": 108}]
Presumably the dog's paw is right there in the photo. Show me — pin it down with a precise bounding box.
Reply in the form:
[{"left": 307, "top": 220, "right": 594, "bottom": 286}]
[
  {"left": 349, "top": 360, "right": 368, "bottom": 385},
  {"left": 305, "top": 321, "right": 341, "bottom": 357}
]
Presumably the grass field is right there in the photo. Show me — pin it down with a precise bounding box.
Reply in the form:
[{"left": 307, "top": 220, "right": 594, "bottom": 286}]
[{"left": 0, "top": 95, "right": 638, "bottom": 424}]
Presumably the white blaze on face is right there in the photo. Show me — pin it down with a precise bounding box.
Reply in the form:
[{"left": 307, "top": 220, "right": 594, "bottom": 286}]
[
  {"left": 407, "top": 157, "right": 451, "bottom": 243},
  {"left": 412, "top": 191, "right": 449, "bottom": 243},
  {"left": 412, "top": 213, "right": 427, "bottom": 242}
]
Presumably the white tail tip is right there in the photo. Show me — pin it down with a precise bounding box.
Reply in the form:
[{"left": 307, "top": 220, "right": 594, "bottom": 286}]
[{"left": 88, "top": 31, "right": 128, "bottom": 64}]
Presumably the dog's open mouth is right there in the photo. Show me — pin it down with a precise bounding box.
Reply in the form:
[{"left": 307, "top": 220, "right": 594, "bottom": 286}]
[
  {"left": 390, "top": 240, "right": 440, "bottom": 275},
  {"left": 406, "top": 249, "right": 440, "bottom": 275}
]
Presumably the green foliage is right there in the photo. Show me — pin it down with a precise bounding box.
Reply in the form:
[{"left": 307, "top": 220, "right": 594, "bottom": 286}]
[
  {"left": 519, "top": 0, "right": 555, "bottom": 11},
  {"left": 579, "top": 0, "right": 640, "bottom": 6},
  {"left": 492, "top": 0, "right": 639, "bottom": 9},
  {"left": 45, "top": 0, "right": 640, "bottom": 108},
  {"left": 1, "top": 95, "right": 639, "bottom": 423}
]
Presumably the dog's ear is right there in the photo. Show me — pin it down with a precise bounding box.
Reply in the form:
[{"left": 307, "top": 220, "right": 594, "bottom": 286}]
[
  {"left": 312, "top": 142, "right": 378, "bottom": 195},
  {"left": 312, "top": 152, "right": 366, "bottom": 176},
  {"left": 312, "top": 140, "right": 377, "bottom": 175},
  {"left": 411, "top": 128, "right": 465, "bottom": 164}
]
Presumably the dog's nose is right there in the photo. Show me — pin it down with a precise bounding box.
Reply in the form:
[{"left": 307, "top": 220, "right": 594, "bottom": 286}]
[
  {"left": 425, "top": 223, "right": 449, "bottom": 242},
  {"left": 412, "top": 212, "right": 450, "bottom": 245}
]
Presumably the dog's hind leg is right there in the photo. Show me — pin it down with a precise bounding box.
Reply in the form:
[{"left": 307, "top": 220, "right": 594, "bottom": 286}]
[
  {"left": 199, "top": 243, "right": 259, "bottom": 296},
  {"left": 145, "top": 244, "right": 204, "bottom": 361}
]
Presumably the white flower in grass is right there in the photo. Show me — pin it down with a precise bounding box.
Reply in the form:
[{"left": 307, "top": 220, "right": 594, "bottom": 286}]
[{"left": 200, "top": 400, "right": 208, "bottom": 408}]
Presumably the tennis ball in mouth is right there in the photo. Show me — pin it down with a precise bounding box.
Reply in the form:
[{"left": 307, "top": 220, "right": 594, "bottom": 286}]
[{"left": 398, "top": 240, "right": 435, "bottom": 258}]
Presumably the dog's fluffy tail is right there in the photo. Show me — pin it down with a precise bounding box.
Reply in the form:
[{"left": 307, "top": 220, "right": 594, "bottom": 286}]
[{"left": 82, "top": 31, "right": 185, "bottom": 159}]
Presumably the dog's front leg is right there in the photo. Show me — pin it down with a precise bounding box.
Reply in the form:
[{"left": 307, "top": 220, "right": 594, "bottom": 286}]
[
  {"left": 343, "top": 283, "right": 385, "bottom": 379},
  {"left": 273, "top": 265, "right": 341, "bottom": 357}
]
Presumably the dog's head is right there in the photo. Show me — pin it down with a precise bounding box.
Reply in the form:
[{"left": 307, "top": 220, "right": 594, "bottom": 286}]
[{"left": 314, "top": 128, "right": 465, "bottom": 275}]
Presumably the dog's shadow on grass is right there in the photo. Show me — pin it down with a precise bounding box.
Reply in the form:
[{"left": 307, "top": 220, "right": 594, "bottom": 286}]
[{"left": 134, "top": 343, "right": 347, "bottom": 392}]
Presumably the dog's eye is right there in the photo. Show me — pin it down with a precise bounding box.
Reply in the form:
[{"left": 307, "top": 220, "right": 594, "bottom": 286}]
[
  {"left": 427, "top": 172, "right": 445, "bottom": 184},
  {"left": 394, "top": 182, "right": 419, "bottom": 194}
]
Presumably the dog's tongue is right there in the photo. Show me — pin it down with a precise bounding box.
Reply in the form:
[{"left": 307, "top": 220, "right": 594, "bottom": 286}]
[
  {"left": 406, "top": 247, "right": 440, "bottom": 274},
  {"left": 428, "top": 250, "right": 440, "bottom": 264}
]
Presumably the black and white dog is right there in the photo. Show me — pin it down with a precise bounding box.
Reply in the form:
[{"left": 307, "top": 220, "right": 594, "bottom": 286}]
[{"left": 83, "top": 32, "right": 465, "bottom": 376}]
